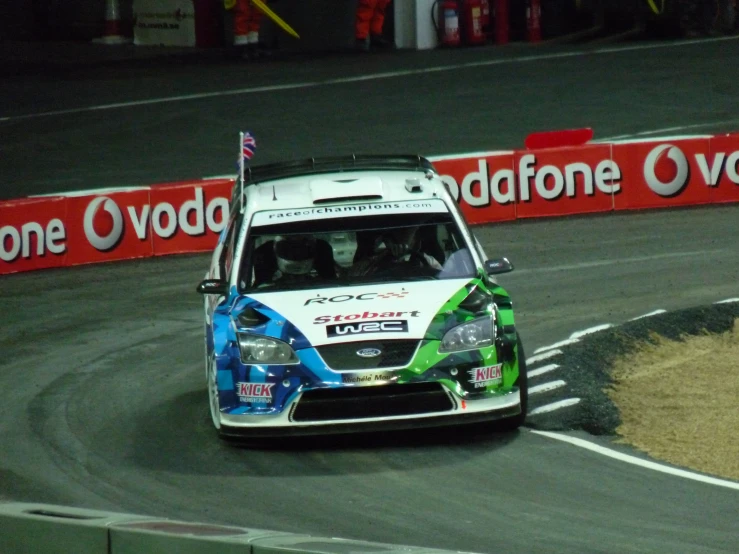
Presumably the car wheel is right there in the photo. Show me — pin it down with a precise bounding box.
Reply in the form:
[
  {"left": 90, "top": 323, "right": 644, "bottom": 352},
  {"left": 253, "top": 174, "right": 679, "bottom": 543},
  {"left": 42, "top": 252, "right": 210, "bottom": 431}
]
[
  {"left": 207, "top": 355, "right": 222, "bottom": 432},
  {"left": 496, "top": 333, "right": 528, "bottom": 432},
  {"left": 204, "top": 326, "right": 210, "bottom": 382}
]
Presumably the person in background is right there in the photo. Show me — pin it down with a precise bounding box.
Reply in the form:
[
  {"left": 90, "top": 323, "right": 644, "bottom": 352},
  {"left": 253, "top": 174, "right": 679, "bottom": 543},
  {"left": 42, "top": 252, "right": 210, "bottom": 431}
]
[
  {"left": 355, "top": 0, "right": 393, "bottom": 52},
  {"left": 233, "top": 0, "right": 266, "bottom": 59}
]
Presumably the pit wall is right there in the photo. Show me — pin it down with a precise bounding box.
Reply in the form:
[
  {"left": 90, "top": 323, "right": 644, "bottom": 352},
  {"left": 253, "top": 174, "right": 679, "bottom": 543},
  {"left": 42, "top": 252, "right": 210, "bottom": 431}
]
[{"left": 2, "top": 133, "right": 739, "bottom": 275}]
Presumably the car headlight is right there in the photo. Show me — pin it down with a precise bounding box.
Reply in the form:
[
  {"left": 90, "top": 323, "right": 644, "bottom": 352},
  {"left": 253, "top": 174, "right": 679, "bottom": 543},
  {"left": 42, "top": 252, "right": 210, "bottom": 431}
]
[
  {"left": 237, "top": 334, "right": 298, "bottom": 365},
  {"left": 439, "top": 317, "right": 493, "bottom": 353}
]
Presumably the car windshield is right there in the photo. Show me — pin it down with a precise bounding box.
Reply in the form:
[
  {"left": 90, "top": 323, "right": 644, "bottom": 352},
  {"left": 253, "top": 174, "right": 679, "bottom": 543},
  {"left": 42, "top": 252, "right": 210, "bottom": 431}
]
[{"left": 239, "top": 211, "right": 477, "bottom": 292}]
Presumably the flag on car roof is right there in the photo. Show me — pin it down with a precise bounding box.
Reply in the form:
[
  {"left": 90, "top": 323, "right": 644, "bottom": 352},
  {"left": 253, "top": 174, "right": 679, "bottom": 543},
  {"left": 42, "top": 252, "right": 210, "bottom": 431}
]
[{"left": 242, "top": 131, "right": 256, "bottom": 160}]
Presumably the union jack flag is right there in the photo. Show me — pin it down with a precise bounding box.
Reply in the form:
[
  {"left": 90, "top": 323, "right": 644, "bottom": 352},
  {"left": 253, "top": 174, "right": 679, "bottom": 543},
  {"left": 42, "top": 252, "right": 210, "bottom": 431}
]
[{"left": 242, "top": 131, "right": 256, "bottom": 160}]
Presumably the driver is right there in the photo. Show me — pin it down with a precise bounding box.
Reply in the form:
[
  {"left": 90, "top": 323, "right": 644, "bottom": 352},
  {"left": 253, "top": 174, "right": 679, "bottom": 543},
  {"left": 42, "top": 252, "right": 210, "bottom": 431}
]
[
  {"left": 349, "top": 226, "right": 441, "bottom": 276},
  {"left": 272, "top": 235, "right": 318, "bottom": 284}
]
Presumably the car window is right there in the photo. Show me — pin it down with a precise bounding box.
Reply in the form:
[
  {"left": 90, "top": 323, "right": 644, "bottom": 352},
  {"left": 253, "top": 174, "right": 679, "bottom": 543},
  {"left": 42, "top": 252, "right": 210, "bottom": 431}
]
[{"left": 239, "top": 213, "right": 476, "bottom": 293}]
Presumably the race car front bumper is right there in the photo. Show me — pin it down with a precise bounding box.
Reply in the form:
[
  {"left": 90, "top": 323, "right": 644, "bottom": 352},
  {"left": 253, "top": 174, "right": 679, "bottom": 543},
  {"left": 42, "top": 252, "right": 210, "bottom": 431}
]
[{"left": 218, "top": 384, "right": 521, "bottom": 437}]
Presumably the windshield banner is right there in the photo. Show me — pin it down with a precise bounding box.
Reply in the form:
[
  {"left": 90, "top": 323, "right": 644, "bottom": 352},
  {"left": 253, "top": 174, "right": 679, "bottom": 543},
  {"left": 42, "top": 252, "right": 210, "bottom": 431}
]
[{"left": 251, "top": 199, "right": 448, "bottom": 227}]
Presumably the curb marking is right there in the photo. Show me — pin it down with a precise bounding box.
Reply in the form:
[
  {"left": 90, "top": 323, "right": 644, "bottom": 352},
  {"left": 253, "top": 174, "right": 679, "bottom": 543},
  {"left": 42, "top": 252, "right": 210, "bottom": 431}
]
[
  {"left": 570, "top": 324, "right": 612, "bottom": 340},
  {"left": 527, "top": 364, "right": 559, "bottom": 378},
  {"left": 529, "top": 380, "right": 566, "bottom": 395},
  {"left": 528, "top": 398, "right": 581, "bottom": 415},
  {"left": 531, "top": 430, "right": 739, "bottom": 490},
  {"left": 526, "top": 350, "right": 563, "bottom": 365},
  {"left": 630, "top": 309, "right": 667, "bottom": 320}
]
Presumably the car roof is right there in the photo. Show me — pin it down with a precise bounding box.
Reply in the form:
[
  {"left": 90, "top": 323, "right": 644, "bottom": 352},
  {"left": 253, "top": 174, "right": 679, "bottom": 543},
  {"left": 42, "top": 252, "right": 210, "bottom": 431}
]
[{"left": 237, "top": 156, "right": 450, "bottom": 215}]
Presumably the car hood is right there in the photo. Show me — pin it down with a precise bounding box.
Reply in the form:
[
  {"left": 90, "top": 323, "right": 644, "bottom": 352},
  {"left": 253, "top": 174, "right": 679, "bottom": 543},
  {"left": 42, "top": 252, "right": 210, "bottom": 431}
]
[{"left": 242, "top": 278, "right": 478, "bottom": 347}]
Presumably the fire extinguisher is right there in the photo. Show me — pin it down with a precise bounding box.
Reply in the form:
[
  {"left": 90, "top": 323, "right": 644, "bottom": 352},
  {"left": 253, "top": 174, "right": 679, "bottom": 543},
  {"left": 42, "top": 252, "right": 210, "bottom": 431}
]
[
  {"left": 494, "top": 0, "right": 509, "bottom": 45},
  {"left": 435, "top": 0, "right": 461, "bottom": 47},
  {"left": 462, "top": 0, "right": 486, "bottom": 45}
]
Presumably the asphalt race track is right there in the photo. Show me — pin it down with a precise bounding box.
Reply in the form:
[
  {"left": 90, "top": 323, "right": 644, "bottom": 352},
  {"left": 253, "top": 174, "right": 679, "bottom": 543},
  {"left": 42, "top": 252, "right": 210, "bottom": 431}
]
[{"left": 2, "top": 38, "right": 739, "bottom": 553}]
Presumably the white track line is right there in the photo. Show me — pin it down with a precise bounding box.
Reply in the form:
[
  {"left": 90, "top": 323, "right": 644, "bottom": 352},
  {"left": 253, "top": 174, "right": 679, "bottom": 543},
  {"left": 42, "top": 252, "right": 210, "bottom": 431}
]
[
  {"left": 527, "top": 364, "right": 559, "bottom": 378},
  {"left": 600, "top": 119, "right": 739, "bottom": 141},
  {"left": 630, "top": 309, "right": 667, "bottom": 320},
  {"left": 570, "top": 324, "right": 612, "bottom": 340},
  {"left": 529, "top": 380, "right": 566, "bottom": 395},
  {"left": 513, "top": 250, "right": 726, "bottom": 275},
  {"left": 528, "top": 398, "right": 581, "bottom": 415},
  {"left": 526, "top": 350, "right": 562, "bottom": 365},
  {"left": 531, "top": 430, "right": 739, "bottom": 490},
  {"left": 715, "top": 298, "right": 739, "bottom": 304},
  {"left": 3, "top": 36, "right": 738, "bottom": 123}
]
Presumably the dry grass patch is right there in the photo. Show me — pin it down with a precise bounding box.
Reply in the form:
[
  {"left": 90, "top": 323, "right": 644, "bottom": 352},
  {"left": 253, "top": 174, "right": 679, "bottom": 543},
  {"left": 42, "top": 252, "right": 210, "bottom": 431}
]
[{"left": 607, "top": 318, "right": 739, "bottom": 481}]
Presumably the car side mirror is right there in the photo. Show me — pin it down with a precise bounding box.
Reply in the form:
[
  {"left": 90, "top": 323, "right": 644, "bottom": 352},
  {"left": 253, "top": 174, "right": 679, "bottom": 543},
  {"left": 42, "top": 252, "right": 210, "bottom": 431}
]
[
  {"left": 197, "top": 279, "right": 228, "bottom": 295},
  {"left": 484, "top": 257, "right": 514, "bottom": 275}
]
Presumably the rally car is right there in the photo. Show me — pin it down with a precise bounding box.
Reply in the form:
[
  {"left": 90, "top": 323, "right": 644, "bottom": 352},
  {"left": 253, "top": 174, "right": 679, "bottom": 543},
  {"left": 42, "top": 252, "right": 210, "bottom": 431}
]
[{"left": 197, "top": 154, "right": 527, "bottom": 438}]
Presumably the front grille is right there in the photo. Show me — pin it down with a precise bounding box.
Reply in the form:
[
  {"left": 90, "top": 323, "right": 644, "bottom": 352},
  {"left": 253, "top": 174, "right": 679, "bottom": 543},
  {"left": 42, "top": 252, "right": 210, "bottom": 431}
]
[
  {"left": 292, "top": 382, "right": 454, "bottom": 422},
  {"left": 316, "top": 340, "right": 419, "bottom": 370}
]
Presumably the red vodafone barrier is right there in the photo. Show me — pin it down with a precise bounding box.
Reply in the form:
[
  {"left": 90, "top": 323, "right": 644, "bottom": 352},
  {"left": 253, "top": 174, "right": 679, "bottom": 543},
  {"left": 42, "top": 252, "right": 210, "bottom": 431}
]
[
  {"left": 3, "top": 133, "right": 739, "bottom": 276},
  {"left": 65, "top": 189, "right": 154, "bottom": 267},
  {"left": 149, "top": 179, "right": 233, "bottom": 256},
  {"left": 611, "top": 137, "right": 713, "bottom": 211},
  {"left": 707, "top": 133, "right": 739, "bottom": 204},
  {"left": 431, "top": 153, "right": 517, "bottom": 224},
  {"left": 0, "top": 196, "right": 68, "bottom": 273},
  {"left": 514, "top": 143, "right": 616, "bottom": 219}
]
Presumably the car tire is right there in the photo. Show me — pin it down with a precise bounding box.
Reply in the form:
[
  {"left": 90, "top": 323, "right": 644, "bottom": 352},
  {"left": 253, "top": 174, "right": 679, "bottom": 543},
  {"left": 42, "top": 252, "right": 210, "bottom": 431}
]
[
  {"left": 207, "top": 354, "right": 223, "bottom": 433},
  {"left": 496, "top": 333, "right": 528, "bottom": 432}
]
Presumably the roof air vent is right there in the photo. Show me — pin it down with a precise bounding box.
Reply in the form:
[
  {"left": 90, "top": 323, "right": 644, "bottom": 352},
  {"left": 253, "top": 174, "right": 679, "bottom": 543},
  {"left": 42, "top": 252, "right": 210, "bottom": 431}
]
[
  {"left": 405, "top": 179, "right": 423, "bottom": 193},
  {"left": 310, "top": 177, "right": 384, "bottom": 204}
]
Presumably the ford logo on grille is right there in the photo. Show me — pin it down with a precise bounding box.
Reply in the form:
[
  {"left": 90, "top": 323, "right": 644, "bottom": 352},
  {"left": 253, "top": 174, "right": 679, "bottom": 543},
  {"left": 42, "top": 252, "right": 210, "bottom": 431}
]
[{"left": 356, "top": 347, "right": 382, "bottom": 358}]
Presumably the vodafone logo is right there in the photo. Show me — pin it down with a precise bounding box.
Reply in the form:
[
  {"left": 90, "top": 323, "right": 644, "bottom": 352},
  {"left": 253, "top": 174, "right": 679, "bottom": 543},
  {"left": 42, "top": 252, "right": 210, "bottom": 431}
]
[
  {"left": 643, "top": 144, "right": 690, "bottom": 197},
  {"left": 441, "top": 157, "right": 621, "bottom": 207},
  {"left": 84, "top": 197, "right": 124, "bottom": 251},
  {"left": 81, "top": 188, "right": 228, "bottom": 251}
]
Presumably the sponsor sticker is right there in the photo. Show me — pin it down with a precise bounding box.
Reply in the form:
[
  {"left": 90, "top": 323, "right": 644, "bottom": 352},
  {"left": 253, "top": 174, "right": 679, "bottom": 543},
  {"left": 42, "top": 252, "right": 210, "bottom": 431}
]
[
  {"left": 341, "top": 371, "right": 397, "bottom": 385},
  {"left": 326, "top": 319, "right": 408, "bottom": 338},
  {"left": 236, "top": 382, "right": 274, "bottom": 403},
  {"left": 468, "top": 364, "right": 502, "bottom": 388},
  {"left": 314, "top": 310, "right": 420, "bottom": 324},
  {"left": 304, "top": 291, "right": 408, "bottom": 306}
]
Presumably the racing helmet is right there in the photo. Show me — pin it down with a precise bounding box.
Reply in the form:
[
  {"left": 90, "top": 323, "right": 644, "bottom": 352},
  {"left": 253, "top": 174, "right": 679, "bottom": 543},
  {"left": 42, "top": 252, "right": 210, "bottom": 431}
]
[
  {"left": 274, "top": 235, "right": 316, "bottom": 275},
  {"left": 383, "top": 226, "right": 420, "bottom": 257}
]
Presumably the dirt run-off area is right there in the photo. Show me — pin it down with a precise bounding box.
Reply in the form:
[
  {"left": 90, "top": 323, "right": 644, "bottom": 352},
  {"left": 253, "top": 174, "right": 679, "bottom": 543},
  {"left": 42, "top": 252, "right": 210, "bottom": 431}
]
[
  {"left": 607, "top": 318, "right": 739, "bottom": 482},
  {"left": 525, "top": 301, "right": 739, "bottom": 483}
]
